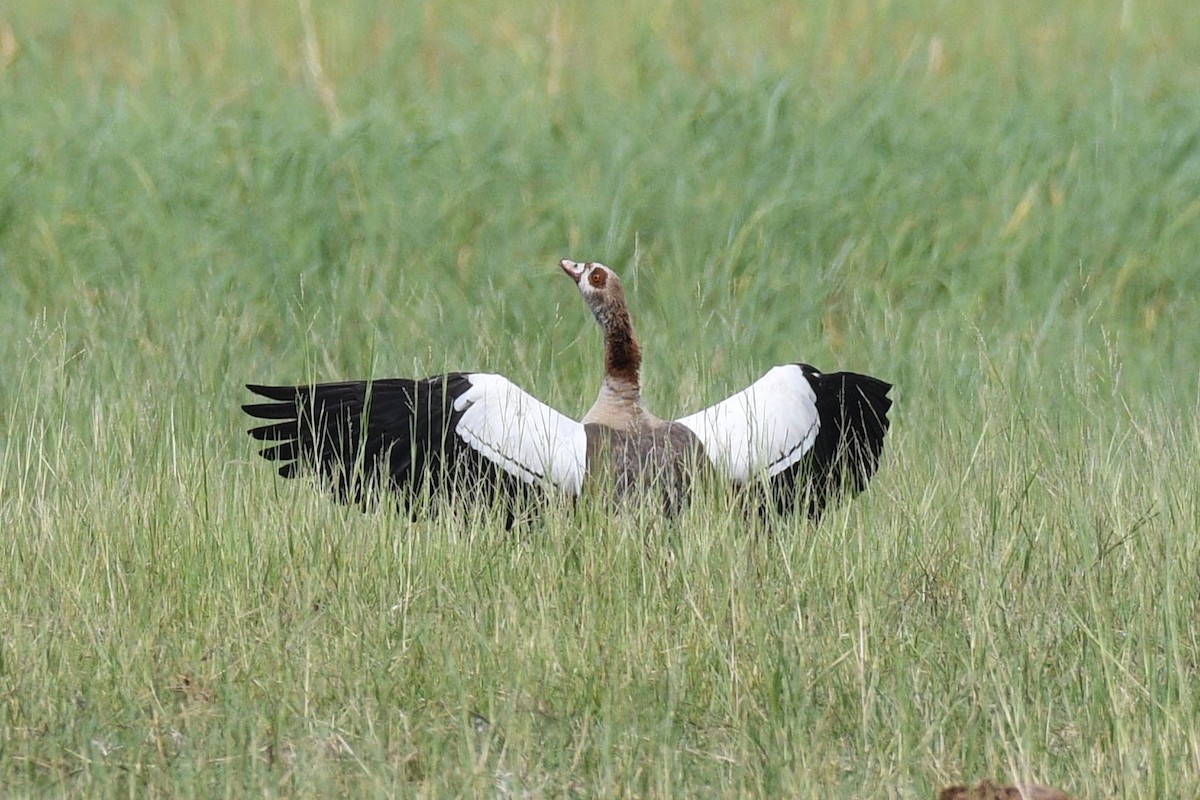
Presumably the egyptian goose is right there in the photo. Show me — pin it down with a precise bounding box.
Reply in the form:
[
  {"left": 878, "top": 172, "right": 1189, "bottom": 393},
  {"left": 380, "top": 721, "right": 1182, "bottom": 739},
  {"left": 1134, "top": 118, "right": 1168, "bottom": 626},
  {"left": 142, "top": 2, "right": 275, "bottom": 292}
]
[
  {"left": 243, "top": 260, "right": 892, "bottom": 518},
  {"left": 938, "top": 781, "right": 1073, "bottom": 800}
]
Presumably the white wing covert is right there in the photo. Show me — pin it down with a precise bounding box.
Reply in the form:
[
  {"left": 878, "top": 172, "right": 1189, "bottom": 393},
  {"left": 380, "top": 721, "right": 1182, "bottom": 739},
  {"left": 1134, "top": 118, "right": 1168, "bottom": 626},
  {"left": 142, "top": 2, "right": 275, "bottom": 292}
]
[
  {"left": 454, "top": 374, "right": 587, "bottom": 495},
  {"left": 675, "top": 364, "right": 820, "bottom": 482}
]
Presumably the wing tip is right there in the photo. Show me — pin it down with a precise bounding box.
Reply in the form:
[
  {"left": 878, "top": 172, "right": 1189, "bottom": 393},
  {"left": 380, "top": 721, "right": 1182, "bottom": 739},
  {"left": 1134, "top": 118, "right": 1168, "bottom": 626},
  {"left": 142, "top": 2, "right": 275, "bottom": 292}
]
[{"left": 246, "top": 384, "right": 301, "bottom": 402}]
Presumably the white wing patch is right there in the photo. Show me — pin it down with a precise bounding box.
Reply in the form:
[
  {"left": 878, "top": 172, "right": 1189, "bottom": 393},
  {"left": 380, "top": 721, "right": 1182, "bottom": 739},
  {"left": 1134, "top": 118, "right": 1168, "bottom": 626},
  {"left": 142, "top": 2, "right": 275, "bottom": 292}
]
[
  {"left": 675, "top": 365, "right": 820, "bottom": 483},
  {"left": 452, "top": 374, "right": 587, "bottom": 495}
]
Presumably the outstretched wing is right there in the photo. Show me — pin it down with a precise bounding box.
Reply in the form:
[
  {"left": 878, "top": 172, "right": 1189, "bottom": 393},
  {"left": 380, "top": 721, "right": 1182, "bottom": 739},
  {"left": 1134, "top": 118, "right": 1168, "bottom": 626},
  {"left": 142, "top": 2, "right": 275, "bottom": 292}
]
[
  {"left": 242, "top": 372, "right": 586, "bottom": 507},
  {"left": 676, "top": 364, "right": 892, "bottom": 517}
]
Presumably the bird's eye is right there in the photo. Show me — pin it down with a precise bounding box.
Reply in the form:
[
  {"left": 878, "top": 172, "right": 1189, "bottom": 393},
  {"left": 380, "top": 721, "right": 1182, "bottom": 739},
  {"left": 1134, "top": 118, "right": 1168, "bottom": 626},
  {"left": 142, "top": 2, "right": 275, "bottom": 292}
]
[{"left": 588, "top": 268, "right": 607, "bottom": 288}]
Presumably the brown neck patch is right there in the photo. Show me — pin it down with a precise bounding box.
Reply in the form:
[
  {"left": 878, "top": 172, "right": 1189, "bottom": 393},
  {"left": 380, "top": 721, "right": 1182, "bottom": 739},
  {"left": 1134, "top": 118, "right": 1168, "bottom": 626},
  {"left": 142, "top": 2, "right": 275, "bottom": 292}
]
[{"left": 604, "top": 318, "right": 641, "bottom": 386}]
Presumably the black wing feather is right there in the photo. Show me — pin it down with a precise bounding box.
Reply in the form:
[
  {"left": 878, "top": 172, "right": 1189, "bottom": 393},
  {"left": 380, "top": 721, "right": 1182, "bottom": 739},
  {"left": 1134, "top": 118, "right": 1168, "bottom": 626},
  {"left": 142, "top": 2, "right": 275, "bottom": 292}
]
[
  {"left": 242, "top": 374, "right": 523, "bottom": 509},
  {"left": 769, "top": 364, "right": 893, "bottom": 519}
]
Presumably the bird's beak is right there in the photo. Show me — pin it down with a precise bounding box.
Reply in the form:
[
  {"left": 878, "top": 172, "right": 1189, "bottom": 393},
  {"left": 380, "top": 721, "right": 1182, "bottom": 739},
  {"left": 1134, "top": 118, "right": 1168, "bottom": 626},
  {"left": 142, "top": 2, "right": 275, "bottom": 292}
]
[{"left": 560, "top": 259, "right": 585, "bottom": 283}]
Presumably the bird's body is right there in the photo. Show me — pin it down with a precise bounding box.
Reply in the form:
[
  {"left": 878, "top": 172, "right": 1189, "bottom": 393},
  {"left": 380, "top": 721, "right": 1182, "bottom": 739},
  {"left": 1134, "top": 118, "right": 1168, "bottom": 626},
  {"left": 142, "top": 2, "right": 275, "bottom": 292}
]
[
  {"left": 583, "top": 419, "right": 704, "bottom": 514},
  {"left": 243, "top": 260, "right": 892, "bottom": 519}
]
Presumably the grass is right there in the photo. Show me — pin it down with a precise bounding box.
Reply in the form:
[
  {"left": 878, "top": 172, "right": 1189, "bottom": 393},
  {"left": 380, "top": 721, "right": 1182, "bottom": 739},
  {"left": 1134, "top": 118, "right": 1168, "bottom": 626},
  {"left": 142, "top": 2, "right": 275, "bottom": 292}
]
[{"left": 2, "top": 0, "right": 1199, "bottom": 796}]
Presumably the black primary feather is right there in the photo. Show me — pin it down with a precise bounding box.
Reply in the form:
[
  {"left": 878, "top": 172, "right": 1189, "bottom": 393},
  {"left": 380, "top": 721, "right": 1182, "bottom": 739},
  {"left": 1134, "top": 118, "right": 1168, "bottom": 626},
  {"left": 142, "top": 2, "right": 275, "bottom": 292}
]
[{"left": 768, "top": 364, "right": 893, "bottom": 519}]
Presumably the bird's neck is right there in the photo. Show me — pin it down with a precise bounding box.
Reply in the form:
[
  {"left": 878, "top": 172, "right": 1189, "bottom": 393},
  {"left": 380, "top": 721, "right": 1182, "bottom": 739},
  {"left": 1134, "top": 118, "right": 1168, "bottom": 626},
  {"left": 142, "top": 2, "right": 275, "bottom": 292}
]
[
  {"left": 583, "top": 306, "right": 658, "bottom": 430},
  {"left": 602, "top": 307, "right": 640, "bottom": 388}
]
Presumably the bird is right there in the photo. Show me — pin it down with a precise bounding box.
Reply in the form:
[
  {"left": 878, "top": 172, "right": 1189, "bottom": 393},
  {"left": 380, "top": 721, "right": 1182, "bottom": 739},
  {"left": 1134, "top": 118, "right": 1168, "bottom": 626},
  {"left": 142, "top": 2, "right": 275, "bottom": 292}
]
[
  {"left": 242, "top": 259, "right": 892, "bottom": 520},
  {"left": 938, "top": 780, "right": 1073, "bottom": 800}
]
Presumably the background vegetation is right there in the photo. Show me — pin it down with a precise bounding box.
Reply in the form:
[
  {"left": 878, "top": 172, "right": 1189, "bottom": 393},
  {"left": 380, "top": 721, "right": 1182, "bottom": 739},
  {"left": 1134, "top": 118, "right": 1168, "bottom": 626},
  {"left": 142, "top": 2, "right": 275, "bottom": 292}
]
[{"left": 2, "top": 0, "right": 1198, "bottom": 796}]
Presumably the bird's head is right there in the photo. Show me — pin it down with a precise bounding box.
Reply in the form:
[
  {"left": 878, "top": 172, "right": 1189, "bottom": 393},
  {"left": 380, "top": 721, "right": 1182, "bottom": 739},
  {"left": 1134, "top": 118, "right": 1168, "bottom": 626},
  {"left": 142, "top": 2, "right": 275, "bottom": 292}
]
[{"left": 560, "top": 259, "right": 629, "bottom": 328}]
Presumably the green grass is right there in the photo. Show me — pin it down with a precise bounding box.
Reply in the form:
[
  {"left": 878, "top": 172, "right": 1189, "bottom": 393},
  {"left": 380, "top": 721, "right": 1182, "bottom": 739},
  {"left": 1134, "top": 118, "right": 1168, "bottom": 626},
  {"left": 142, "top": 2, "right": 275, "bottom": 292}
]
[{"left": 2, "top": 0, "right": 1200, "bottom": 796}]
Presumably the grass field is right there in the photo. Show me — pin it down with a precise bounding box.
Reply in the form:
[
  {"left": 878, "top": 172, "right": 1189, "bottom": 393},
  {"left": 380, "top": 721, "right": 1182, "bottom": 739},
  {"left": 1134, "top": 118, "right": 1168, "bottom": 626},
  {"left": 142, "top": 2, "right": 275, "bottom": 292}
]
[{"left": 2, "top": 0, "right": 1199, "bottom": 796}]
